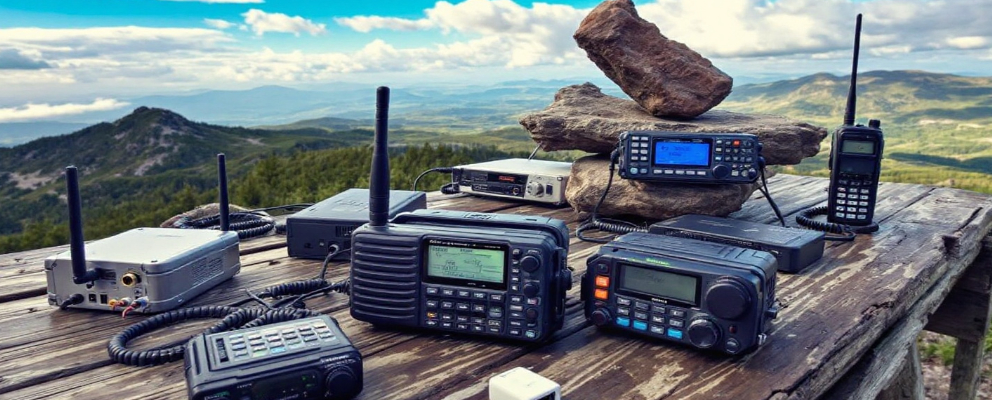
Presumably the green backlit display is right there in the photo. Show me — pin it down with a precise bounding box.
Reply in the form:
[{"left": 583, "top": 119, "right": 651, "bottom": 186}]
[
  {"left": 842, "top": 140, "right": 875, "bottom": 155},
  {"left": 621, "top": 264, "right": 698, "bottom": 304},
  {"left": 426, "top": 245, "right": 505, "bottom": 283}
]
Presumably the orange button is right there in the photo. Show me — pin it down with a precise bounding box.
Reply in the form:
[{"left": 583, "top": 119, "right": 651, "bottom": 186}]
[
  {"left": 733, "top": 140, "right": 741, "bottom": 146},
  {"left": 595, "top": 275, "right": 610, "bottom": 288},
  {"left": 594, "top": 289, "right": 609, "bottom": 300}
]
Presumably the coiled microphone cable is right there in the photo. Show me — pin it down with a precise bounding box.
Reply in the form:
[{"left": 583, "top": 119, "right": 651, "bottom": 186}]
[{"left": 107, "top": 246, "right": 350, "bottom": 366}]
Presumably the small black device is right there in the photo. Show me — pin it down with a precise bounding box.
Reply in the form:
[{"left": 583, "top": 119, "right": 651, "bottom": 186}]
[
  {"left": 286, "top": 188, "right": 426, "bottom": 260},
  {"left": 184, "top": 315, "right": 363, "bottom": 400},
  {"left": 649, "top": 214, "right": 824, "bottom": 273},
  {"left": 451, "top": 158, "right": 572, "bottom": 206},
  {"left": 348, "top": 87, "right": 572, "bottom": 342},
  {"left": 824, "top": 14, "right": 884, "bottom": 227},
  {"left": 618, "top": 131, "right": 761, "bottom": 184},
  {"left": 582, "top": 233, "right": 778, "bottom": 354}
]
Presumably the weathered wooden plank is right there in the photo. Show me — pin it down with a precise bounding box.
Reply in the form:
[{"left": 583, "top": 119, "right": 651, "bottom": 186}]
[
  {"left": 875, "top": 342, "right": 925, "bottom": 400},
  {"left": 925, "top": 237, "right": 992, "bottom": 341},
  {"left": 949, "top": 338, "right": 985, "bottom": 400}
]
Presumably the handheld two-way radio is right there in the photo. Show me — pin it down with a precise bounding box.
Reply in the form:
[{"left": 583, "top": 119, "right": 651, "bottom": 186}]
[{"left": 798, "top": 14, "right": 884, "bottom": 237}]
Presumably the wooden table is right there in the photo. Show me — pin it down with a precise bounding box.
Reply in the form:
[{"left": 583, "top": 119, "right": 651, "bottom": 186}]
[{"left": 1, "top": 174, "right": 991, "bottom": 400}]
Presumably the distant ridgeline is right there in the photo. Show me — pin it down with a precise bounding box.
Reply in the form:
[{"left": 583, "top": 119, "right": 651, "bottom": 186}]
[{"left": 0, "top": 107, "right": 533, "bottom": 254}]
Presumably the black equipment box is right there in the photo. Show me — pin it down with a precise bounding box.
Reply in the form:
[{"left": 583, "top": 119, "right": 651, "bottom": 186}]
[
  {"left": 583, "top": 232, "right": 778, "bottom": 354},
  {"left": 350, "top": 209, "right": 572, "bottom": 342},
  {"left": 619, "top": 131, "right": 761, "bottom": 184},
  {"left": 649, "top": 214, "right": 825, "bottom": 273},
  {"left": 184, "top": 315, "right": 363, "bottom": 400},
  {"left": 286, "top": 189, "right": 426, "bottom": 260}
]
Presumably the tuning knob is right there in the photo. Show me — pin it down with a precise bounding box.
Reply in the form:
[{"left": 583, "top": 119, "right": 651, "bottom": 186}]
[
  {"left": 712, "top": 164, "right": 730, "bottom": 179},
  {"left": 705, "top": 277, "right": 751, "bottom": 320},
  {"left": 324, "top": 367, "right": 361, "bottom": 400},
  {"left": 590, "top": 308, "right": 612, "bottom": 326},
  {"left": 520, "top": 255, "right": 540, "bottom": 273},
  {"left": 526, "top": 182, "right": 544, "bottom": 197},
  {"left": 746, "top": 168, "right": 758, "bottom": 180},
  {"left": 687, "top": 319, "right": 720, "bottom": 349},
  {"left": 523, "top": 283, "right": 540, "bottom": 298}
]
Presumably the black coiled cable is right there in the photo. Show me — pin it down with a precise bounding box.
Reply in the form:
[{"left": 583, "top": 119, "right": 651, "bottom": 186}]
[
  {"left": 175, "top": 212, "right": 275, "bottom": 239},
  {"left": 576, "top": 150, "right": 648, "bottom": 243},
  {"left": 796, "top": 205, "right": 878, "bottom": 241},
  {"left": 107, "top": 247, "right": 350, "bottom": 367}
]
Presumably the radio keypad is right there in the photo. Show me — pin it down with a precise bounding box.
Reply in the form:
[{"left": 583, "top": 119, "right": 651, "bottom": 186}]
[
  {"left": 833, "top": 173, "right": 874, "bottom": 221},
  {"left": 611, "top": 294, "right": 687, "bottom": 342},
  {"left": 423, "top": 247, "right": 546, "bottom": 339},
  {"left": 214, "top": 320, "right": 338, "bottom": 364}
]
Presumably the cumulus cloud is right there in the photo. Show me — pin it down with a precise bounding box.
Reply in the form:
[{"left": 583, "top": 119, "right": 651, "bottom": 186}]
[
  {"left": 0, "top": 98, "right": 129, "bottom": 122},
  {"left": 335, "top": 16, "right": 434, "bottom": 33},
  {"left": 204, "top": 19, "right": 235, "bottom": 29},
  {"left": 0, "top": 27, "right": 234, "bottom": 58},
  {"left": 242, "top": 9, "right": 326, "bottom": 36},
  {"left": 0, "top": 49, "right": 51, "bottom": 69}
]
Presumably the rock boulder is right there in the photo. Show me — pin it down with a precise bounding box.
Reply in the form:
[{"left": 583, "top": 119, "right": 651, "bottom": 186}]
[
  {"left": 520, "top": 83, "right": 828, "bottom": 166},
  {"left": 574, "top": 0, "right": 733, "bottom": 118}
]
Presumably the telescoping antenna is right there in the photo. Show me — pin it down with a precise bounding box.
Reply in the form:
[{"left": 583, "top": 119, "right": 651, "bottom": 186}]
[
  {"left": 66, "top": 166, "right": 98, "bottom": 284},
  {"left": 369, "top": 86, "right": 391, "bottom": 228},
  {"left": 217, "top": 153, "right": 230, "bottom": 232},
  {"left": 842, "top": 13, "right": 863, "bottom": 126}
]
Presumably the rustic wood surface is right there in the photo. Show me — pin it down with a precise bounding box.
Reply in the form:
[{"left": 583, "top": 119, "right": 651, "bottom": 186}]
[{"left": 1, "top": 174, "right": 991, "bottom": 400}]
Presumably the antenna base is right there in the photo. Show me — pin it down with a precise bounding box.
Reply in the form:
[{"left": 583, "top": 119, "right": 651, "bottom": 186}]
[{"left": 72, "top": 269, "right": 100, "bottom": 285}]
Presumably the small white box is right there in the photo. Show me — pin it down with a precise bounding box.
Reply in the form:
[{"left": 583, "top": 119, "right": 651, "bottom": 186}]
[{"left": 489, "top": 367, "right": 561, "bottom": 400}]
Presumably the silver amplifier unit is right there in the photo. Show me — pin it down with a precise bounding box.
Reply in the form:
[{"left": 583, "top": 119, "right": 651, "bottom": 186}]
[{"left": 452, "top": 158, "right": 571, "bottom": 206}]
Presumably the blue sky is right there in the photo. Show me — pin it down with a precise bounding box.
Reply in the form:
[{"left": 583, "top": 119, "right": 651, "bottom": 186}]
[{"left": 0, "top": 0, "right": 989, "bottom": 122}]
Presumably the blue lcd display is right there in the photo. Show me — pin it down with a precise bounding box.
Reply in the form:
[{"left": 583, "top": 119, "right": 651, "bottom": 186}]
[{"left": 653, "top": 141, "right": 710, "bottom": 167}]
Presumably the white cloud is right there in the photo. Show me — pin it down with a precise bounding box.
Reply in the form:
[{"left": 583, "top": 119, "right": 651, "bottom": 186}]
[
  {"left": 204, "top": 19, "right": 235, "bottom": 30},
  {"left": 334, "top": 16, "right": 433, "bottom": 33},
  {"left": 0, "top": 27, "right": 234, "bottom": 58},
  {"left": 161, "top": 0, "right": 263, "bottom": 3},
  {"left": 241, "top": 9, "right": 326, "bottom": 36},
  {"left": 0, "top": 98, "right": 129, "bottom": 122},
  {"left": 946, "top": 36, "right": 989, "bottom": 49}
]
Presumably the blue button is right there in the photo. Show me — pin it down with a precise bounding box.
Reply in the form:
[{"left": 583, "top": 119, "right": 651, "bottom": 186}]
[
  {"left": 667, "top": 328, "right": 683, "bottom": 339},
  {"left": 632, "top": 321, "right": 647, "bottom": 331},
  {"left": 269, "top": 347, "right": 286, "bottom": 355},
  {"left": 616, "top": 317, "right": 630, "bottom": 327}
]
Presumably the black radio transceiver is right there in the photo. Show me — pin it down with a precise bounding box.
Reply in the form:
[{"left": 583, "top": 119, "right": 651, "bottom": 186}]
[
  {"left": 286, "top": 188, "right": 426, "bottom": 260},
  {"left": 649, "top": 214, "right": 824, "bottom": 274},
  {"left": 826, "top": 14, "right": 884, "bottom": 227},
  {"left": 583, "top": 233, "right": 778, "bottom": 354},
  {"left": 184, "top": 315, "right": 362, "bottom": 400},
  {"left": 349, "top": 87, "right": 572, "bottom": 342},
  {"left": 618, "top": 131, "right": 761, "bottom": 183}
]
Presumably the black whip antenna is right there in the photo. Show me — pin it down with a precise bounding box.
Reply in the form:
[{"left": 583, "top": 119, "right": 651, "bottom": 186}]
[
  {"left": 369, "top": 86, "right": 391, "bottom": 227},
  {"left": 843, "top": 13, "right": 863, "bottom": 126},
  {"left": 66, "top": 166, "right": 98, "bottom": 284},
  {"left": 217, "top": 153, "right": 230, "bottom": 232}
]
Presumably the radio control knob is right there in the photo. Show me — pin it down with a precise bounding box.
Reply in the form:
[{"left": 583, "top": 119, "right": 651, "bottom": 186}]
[
  {"left": 590, "top": 308, "right": 612, "bottom": 326},
  {"left": 523, "top": 283, "right": 540, "bottom": 298},
  {"left": 705, "top": 277, "right": 751, "bottom": 320},
  {"left": 687, "top": 319, "right": 720, "bottom": 349},
  {"left": 520, "top": 256, "right": 540, "bottom": 273},
  {"left": 525, "top": 307, "right": 539, "bottom": 322},
  {"left": 526, "top": 181, "right": 544, "bottom": 197},
  {"left": 746, "top": 168, "right": 758, "bottom": 180},
  {"left": 325, "top": 367, "right": 361, "bottom": 400},
  {"left": 712, "top": 164, "right": 731, "bottom": 179}
]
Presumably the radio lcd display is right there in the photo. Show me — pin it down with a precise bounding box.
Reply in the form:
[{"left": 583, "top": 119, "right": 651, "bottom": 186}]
[
  {"left": 620, "top": 264, "right": 698, "bottom": 304},
  {"left": 426, "top": 244, "right": 505, "bottom": 284},
  {"left": 653, "top": 141, "right": 710, "bottom": 167},
  {"left": 841, "top": 140, "right": 875, "bottom": 155}
]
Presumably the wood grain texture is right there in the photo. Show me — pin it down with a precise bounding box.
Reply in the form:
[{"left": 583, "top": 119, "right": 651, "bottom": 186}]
[{"left": 0, "top": 175, "right": 990, "bottom": 400}]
